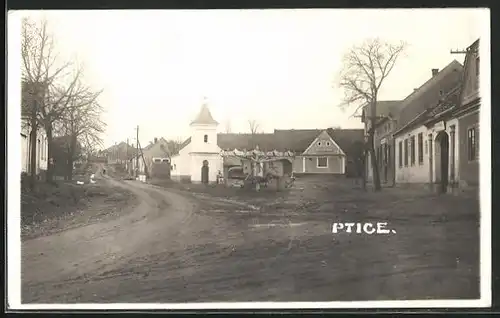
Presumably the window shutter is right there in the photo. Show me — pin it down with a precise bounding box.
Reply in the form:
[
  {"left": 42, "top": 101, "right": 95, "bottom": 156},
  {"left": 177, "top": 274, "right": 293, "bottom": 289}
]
[{"left": 476, "top": 125, "right": 480, "bottom": 160}]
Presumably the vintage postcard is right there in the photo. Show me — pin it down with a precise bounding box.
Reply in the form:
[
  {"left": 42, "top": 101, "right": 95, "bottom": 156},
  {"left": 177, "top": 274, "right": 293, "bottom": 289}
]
[{"left": 6, "top": 8, "right": 491, "bottom": 310}]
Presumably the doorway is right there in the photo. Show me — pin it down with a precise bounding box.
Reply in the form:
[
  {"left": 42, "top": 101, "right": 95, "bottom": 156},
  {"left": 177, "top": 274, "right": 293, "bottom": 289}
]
[
  {"left": 435, "top": 131, "right": 449, "bottom": 193},
  {"left": 201, "top": 160, "right": 209, "bottom": 184}
]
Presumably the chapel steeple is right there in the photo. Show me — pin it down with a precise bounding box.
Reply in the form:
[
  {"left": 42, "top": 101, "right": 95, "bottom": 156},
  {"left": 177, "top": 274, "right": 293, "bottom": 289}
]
[{"left": 190, "top": 97, "right": 219, "bottom": 126}]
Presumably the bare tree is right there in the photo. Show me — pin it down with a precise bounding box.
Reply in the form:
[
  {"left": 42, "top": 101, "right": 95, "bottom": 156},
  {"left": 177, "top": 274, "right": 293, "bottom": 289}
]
[
  {"left": 21, "top": 17, "right": 84, "bottom": 185},
  {"left": 337, "top": 38, "right": 406, "bottom": 191},
  {"left": 248, "top": 119, "right": 260, "bottom": 134},
  {"left": 59, "top": 87, "right": 105, "bottom": 180},
  {"left": 225, "top": 119, "right": 232, "bottom": 133},
  {"left": 166, "top": 137, "right": 184, "bottom": 156}
]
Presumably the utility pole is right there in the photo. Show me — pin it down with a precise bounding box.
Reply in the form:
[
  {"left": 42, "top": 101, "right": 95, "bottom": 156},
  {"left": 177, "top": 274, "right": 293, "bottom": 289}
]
[
  {"left": 126, "top": 138, "right": 129, "bottom": 171},
  {"left": 136, "top": 125, "right": 139, "bottom": 177},
  {"left": 450, "top": 48, "right": 468, "bottom": 55}
]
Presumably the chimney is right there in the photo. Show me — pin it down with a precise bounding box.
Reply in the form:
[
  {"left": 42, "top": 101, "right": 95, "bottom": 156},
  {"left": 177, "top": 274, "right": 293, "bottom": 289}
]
[
  {"left": 154, "top": 137, "right": 158, "bottom": 144},
  {"left": 432, "top": 69, "right": 439, "bottom": 77}
]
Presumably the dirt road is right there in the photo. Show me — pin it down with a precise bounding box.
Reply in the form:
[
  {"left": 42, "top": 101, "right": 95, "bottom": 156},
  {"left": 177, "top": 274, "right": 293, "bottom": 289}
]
[{"left": 22, "top": 169, "right": 480, "bottom": 303}]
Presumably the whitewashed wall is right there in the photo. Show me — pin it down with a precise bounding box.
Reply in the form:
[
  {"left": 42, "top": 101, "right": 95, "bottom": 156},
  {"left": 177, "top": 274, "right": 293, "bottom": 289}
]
[
  {"left": 395, "top": 118, "right": 460, "bottom": 184},
  {"left": 190, "top": 153, "right": 223, "bottom": 183},
  {"left": 170, "top": 143, "right": 191, "bottom": 177},
  {"left": 190, "top": 124, "right": 219, "bottom": 154},
  {"left": 395, "top": 125, "right": 430, "bottom": 183}
]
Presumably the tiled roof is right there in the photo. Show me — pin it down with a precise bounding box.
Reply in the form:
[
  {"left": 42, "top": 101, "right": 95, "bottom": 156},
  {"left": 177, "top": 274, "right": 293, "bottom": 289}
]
[
  {"left": 426, "top": 85, "right": 462, "bottom": 118},
  {"left": 177, "top": 128, "right": 365, "bottom": 157},
  {"left": 179, "top": 137, "right": 192, "bottom": 151},
  {"left": 325, "top": 128, "right": 365, "bottom": 156},
  {"left": 103, "top": 142, "right": 138, "bottom": 159},
  {"left": 142, "top": 141, "right": 171, "bottom": 158},
  {"left": 217, "top": 133, "right": 277, "bottom": 151},
  {"left": 362, "top": 100, "right": 402, "bottom": 121},
  {"left": 190, "top": 104, "right": 219, "bottom": 125},
  {"left": 394, "top": 60, "right": 463, "bottom": 134}
]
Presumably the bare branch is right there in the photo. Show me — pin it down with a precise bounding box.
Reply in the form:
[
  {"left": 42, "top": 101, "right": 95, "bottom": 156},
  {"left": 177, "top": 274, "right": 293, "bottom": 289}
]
[
  {"left": 225, "top": 119, "right": 232, "bottom": 133},
  {"left": 337, "top": 38, "right": 406, "bottom": 110},
  {"left": 335, "top": 38, "right": 406, "bottom": 192},
  {"left": 248, "top": 119, "right": 260, "bottom": 135}
]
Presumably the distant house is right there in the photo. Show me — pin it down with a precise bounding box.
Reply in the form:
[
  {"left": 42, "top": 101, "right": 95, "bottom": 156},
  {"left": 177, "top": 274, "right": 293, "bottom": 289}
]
[
  {"left": 361, "top": 100, "right": 403, "bottom": 186},
  {"left": 134, "top": 137, "right": 171, "bottom": 178},
  {"left": 104, "top": 142, "right": 137, "bottom": 165},
  {"left": 21, "top": 81, "right": 48, "bottom": 179},
  {"left": 392, "top": 59, "right": 464, "bottom": 190},
  {"left": 170, "top": 103, "right": 364, "bottom": 183},
  {"left": 21, "top": 118, "right": 48, "bottom": 178}
]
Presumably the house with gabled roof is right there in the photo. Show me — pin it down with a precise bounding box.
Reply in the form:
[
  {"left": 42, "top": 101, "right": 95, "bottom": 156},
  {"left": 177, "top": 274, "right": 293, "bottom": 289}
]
[
  {"left": 170, "top": 102, "right": 364, "bottom": 183},
  {"left": 392, "top": 59, "right": 464, "bottom": 191}
]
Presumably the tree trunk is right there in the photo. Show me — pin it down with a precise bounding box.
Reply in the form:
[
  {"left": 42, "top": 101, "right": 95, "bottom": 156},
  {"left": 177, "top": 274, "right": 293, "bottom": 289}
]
[
  {"left": 369, "top": 100, "right": 382, "bottom": 192},
  {"left": 45, "top": 125, "right": 53, "bottom": 183},
  {"left": 361, "top": 151, "right": 367, "bottom": 191},
  {"left": 67, "top": 136, "right": 78, "bottom": 181},
  {"left": 29, "top": 102, "right": 38, "bottom": 191},
  {"left": 368, "top": 134, "right": 382, "bottom": 191}
]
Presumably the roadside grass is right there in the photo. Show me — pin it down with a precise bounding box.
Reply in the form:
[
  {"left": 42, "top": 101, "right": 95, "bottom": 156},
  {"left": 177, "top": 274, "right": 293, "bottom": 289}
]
[{"left": 21, "top": 179, "right": 138, "bottom": 241}]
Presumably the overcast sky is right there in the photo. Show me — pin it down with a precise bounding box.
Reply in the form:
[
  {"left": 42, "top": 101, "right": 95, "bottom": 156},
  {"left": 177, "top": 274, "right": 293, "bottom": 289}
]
[{"left": 14, "top": 9, "right": 486, "bottom": 149}]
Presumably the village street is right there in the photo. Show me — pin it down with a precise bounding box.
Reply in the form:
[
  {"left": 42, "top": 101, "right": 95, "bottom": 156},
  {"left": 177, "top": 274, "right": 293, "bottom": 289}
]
[{"left": 21, "top": 164, "right": 480, "bottom": 303}]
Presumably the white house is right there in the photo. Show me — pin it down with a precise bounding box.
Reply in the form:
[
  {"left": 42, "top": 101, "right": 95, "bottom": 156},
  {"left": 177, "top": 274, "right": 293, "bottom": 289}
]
[
  {"left": 393, "top": 60, "right": 464, "bottom": 191},
  {"left": 21, "top": 118, "right": 48, "bottom": 177}
]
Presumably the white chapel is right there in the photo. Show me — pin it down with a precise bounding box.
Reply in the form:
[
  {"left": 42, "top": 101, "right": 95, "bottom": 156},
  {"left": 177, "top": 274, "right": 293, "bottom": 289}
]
[{"left": 170, "top": 102, "right": 224, "bottom": 183}]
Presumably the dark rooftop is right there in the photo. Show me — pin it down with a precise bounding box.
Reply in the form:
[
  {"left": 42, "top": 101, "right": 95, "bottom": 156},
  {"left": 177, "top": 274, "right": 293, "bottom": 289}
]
[{"left": 394, "top": 59, "right": 463, "bottom": 133}]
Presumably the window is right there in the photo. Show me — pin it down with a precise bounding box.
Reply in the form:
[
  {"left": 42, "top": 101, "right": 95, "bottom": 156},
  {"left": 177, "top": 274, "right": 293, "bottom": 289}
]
[
  {"left": 476, "top": 56, "right": 480, "bottom": 76},
  {"left": 317, "top": 157, "right": 328, "bottom": 168},
  {"left": 404, "top": 139, "right": 408, "bottom": 167},
  {"left": 204, "top": 134, "right": 208, "bottom": 143},
  {"left": 387, "top": 144, "right": 391, "bottom": 166},
  {"left": 410, "top": 136, "right": 416, "bottom": 166},
  {"left": 317, "top": 141, "right": 322, "bottom": 146},
  {"left": 326, "top": 141, "right": 331, "bottom": 146},
  {"left": 398, "top": 141, "right": 403, "bottom": 167},
  {"left": 41, "top": 138, "right": 44, "bottom": 160},
  {"left": 468, "top": 127, "right": 478, "bottom": 161},
  {"left": 153, "top": 158, "right": 161, "bottom": 163},
  {"left": 417, "top": 133, "right": 424, "bottom": 165},
  {"left": 425, "top": 140, "right": 428, "bottom": 154},
  {"left": 38, "top": 139, "right": 41, "bottom": 162}
]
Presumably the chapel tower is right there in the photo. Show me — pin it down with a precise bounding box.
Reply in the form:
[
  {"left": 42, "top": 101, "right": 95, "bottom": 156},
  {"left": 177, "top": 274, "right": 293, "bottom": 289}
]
[{"left": 189, "top": 98, "right": 219, "bottom": 155}]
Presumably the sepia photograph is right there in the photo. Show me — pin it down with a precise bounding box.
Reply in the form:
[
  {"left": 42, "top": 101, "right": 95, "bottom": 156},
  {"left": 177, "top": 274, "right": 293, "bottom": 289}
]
[{"left": 7, "top": 8, "right": 490, "bottom": 310}]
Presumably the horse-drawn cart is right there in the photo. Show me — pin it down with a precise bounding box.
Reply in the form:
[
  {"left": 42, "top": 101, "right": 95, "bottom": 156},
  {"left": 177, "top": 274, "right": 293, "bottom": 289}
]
[{"left": 220, "top": 147, "right": 295, "bottom": 191}]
